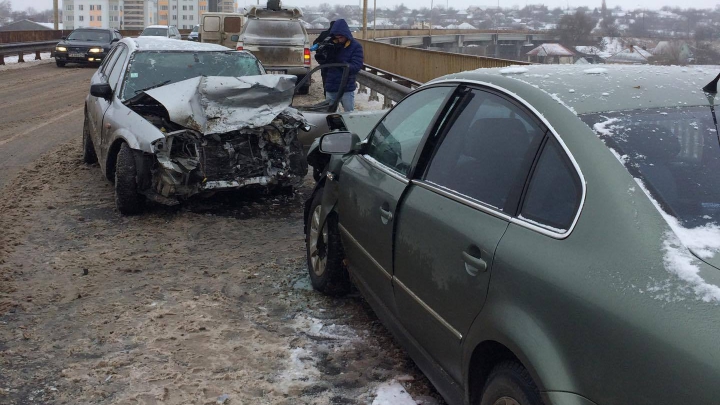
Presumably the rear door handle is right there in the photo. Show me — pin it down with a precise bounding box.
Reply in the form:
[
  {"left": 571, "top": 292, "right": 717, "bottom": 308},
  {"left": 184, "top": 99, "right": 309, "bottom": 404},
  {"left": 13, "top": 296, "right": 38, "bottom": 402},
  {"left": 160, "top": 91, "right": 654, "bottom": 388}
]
[
  {"left": 379, "top": 205, "right": 393, "bottom": 224},
  {"left": 462, "top": 251, "right": 488, "bottom": 276}
]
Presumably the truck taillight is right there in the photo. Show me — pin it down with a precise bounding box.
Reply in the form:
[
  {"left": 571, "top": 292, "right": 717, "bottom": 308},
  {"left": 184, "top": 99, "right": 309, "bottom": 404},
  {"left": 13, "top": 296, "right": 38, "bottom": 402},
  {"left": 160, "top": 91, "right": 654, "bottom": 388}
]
[
  {"left": 304, "top": 48, "right": 311, "bottom": 65},
  {"left": 236, "top": 42, "right": 244, "bottom": 51}
]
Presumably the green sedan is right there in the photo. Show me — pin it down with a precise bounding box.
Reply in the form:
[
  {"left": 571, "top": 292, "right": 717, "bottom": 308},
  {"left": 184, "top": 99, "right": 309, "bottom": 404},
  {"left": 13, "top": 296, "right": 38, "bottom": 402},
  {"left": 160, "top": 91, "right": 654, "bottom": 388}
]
[{"left": 303, "top": 65, "right": 720, "bottom": 405}]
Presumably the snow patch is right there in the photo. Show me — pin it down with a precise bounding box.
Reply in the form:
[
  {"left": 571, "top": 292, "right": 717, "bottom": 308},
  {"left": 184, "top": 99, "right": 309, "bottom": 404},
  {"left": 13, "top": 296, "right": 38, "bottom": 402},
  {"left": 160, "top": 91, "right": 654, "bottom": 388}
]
[
  {"left": 584, "top": 68, "right": 608, "bottom": 75},
  {"left": 499, "top": 67, "right": 529, "bottom": 75},
  {"left": 592, "top": 117, "right": 622, "bottom": 136},
  {"left": 372, "top": 381, "right": 417, "bottom": 405}
]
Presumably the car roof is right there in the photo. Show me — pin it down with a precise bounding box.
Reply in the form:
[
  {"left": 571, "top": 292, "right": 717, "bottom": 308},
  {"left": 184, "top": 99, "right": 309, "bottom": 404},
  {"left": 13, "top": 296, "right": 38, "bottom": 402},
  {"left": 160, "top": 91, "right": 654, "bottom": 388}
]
[
  {"left": 433, "top": 64, "right": 720, "bottom": 115},
  {"left": 72, "top": 27, "right": 114, "bottom": 31},
  {"left": 144, "top": 25, "right": 173, "bottom": 28},
  {"left": 120, "top": 36, "right": 232, "bottom": 52}
]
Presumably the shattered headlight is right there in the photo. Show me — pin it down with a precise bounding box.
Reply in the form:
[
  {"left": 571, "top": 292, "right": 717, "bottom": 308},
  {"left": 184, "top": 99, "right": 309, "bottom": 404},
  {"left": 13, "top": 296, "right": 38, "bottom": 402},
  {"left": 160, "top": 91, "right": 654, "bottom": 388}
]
[
  {"left": 56, "top": 46, "right": 67, "bottom": 52},
  {"left": 89, "top": 48, "right": 103, "bottom": 53}
]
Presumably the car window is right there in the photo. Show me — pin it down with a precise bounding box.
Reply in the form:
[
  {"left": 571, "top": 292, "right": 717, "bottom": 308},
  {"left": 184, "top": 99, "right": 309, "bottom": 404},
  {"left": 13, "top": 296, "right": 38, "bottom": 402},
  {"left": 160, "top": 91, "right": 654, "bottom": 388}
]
[
  {"left": 424, "top": 89, "right": 545, "bottom": 211},
  {"left": 107, "top": 45, "right": 128, "bottom": 91},
  {"left": 365, "top": 86, "right": 454, "bottom": 176},
  {"left": 67, "top": 30, "right": 110, "bottom": 42},
  {"left": 100, "top": 46, "right": 121, "bottom": 75},
  {"left": 243, "top": 20, "right": 305, "bottom": 40},
  {"left": 141, "top": 27, "right": 168, "bottom": 36},
  {"left": 204, "top": 16, "right": 221, "bottom": 32},
  {"left": 224, "top": 17, "right": 243, "bottom": 32},
  {"left": 520, "top": 137, "right": 582, "bottom": 232}
]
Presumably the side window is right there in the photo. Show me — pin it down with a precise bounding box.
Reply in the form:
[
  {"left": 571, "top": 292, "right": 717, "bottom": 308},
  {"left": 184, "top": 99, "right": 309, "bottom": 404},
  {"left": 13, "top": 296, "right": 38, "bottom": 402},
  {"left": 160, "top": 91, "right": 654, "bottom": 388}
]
[
  {"left": 366, "top": 86, "right": 454, "bottom": 175},
  {"left": 520, "top": 137, "right": 582, "bottom": 232},
  {"left": 424, "top": 89, "right": 545, "bottom": 211},
  {"left": 107, "top": 46, "right": 129, "bottom": 91},
  {"left": 100, "top": 46, "right": 121, "bottom": 75}
]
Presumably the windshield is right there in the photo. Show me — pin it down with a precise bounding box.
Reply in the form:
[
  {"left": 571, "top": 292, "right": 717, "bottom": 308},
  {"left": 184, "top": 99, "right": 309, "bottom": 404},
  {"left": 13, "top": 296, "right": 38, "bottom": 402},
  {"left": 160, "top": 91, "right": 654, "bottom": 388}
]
[
  {"left": 141, "top": 28, "right": 169, "bottom": 36},
  {"left": 67, "top": 30, "right": 110, "bottom": 42},
  {"left": 581, "top": 107, "right": 720, "bottom": 228},
  {"left": 192, "top": 25, "right": 199, "bottom": 32},
  {"left": 243, "top": 20, "right": 305, "bottom": 42},
  {"left": 120, "top": 51, "right": 263, "bottom": 100}
]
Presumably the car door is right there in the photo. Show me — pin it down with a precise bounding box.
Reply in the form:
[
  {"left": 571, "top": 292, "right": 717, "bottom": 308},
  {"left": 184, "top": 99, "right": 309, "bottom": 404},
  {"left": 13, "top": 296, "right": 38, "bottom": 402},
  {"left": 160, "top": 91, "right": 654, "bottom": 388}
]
[
  {"left": 87, "top": 45, "right": 126, "bottom": 156},
  {"left": 96, "top": 45, "right": 129, "bottom": 159},
  {"left": 336, "top": 85, "right": 457, "bottom": 307},
  {"left": 392, "top": 87, "right": 547, "bottom": 383}
]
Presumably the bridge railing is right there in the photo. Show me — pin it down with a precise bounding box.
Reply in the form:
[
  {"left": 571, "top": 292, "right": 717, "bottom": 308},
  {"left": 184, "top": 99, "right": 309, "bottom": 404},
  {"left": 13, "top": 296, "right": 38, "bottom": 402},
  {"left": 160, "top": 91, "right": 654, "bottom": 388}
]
[{"left": 356, "top": 39, "right": 528, "bottom": 84}]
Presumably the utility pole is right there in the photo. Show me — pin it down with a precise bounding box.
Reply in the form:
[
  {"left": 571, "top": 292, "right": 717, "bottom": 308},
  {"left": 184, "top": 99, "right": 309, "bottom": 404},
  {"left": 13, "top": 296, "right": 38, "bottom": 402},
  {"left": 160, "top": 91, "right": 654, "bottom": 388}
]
[
  {"left": 373, "top": 0, "right": 376, "bottom": 40},
  {"left": 53, "top": 0, "right": 59, "bottom": 30},
  {"left": 362, "top": 0, "right": 368, "bottom": 40}
]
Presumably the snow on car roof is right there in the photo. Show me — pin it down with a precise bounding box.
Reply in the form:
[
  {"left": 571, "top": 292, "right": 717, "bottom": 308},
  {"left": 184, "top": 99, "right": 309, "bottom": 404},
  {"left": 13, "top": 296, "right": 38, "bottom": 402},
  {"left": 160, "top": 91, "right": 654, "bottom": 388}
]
[
  {"left": 439, "top": 64, "right": 720, "bottom": 115},
  {"left": 123, "top": 37, "right": 231, "bottom": 52}
]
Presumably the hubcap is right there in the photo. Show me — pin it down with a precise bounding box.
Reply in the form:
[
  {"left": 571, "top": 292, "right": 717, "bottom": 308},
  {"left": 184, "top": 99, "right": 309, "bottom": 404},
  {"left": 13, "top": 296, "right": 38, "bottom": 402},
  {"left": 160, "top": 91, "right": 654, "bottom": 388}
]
[
  {"left": 492, "top": 397, "right": 522, "bottom": 405},
  {"left": 308, "top": 205, "right": 328, "bottom": 277}
]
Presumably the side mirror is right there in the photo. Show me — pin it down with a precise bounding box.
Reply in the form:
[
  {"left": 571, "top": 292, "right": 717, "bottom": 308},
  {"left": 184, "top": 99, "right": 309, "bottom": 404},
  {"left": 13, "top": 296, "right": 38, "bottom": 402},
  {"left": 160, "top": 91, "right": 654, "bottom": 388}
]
[
  {"left": 230, "top": 34, "right": 239, "bottom": 42},
  {"left": 61, "top": 36, "right": 67, "bottom": 40},
  {"left": 111, "top": 38, "right": 119, "bottom": 43},
  {"left": 90, "top": 83, "right": 113, "bottom": 99},
  {"left": 319, "top": 131, "right": 361, "bottom": 154}
]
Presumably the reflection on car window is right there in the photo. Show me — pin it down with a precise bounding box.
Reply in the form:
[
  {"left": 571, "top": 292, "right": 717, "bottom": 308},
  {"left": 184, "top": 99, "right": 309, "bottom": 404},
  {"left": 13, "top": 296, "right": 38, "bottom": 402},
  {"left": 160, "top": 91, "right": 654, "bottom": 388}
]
[
  {"left": 581, "top": 107, "right": 720, "bottom": 228},
  {"left": 520, "top": 137, "right": 581, "bottom": 232},
  {"left": 120, "top": 51, "right": 262, "bottom": 100},
  {"left": 424, "top": 89, "right": 544, "bottom": 211},
  {"left": 100, "top": 46, "right": 121, "bottom": 75},
  {"left": 366, "top": 86, "right": 453, "bottom": 176},
  {"left": 107, "top": 46, "right": 128, "bottom": 91},
  {"left": 67, "top": 30, "right": 110, "bottom": 42}
]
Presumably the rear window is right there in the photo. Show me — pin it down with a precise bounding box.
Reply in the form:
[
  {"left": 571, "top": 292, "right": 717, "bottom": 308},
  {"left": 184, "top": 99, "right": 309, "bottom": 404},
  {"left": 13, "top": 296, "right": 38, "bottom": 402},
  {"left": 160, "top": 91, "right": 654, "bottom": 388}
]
[
  {"left": 581, "top": 107, "right": 720, "bottom": 228},
  {"left": 141, "top": 27, "right": 168, "bottom": 36},
  {"left": 243, "top": 20, "right": 305, "bottom": 40}
]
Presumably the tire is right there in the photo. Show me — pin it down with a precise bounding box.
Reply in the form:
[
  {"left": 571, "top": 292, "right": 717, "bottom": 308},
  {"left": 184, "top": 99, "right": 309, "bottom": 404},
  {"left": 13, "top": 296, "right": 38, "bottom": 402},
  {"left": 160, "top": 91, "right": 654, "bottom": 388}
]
[
  {"left": 480, "top": 362, "right": 544, "bottom": 405},
  {"left": 55, "top": 60, "right": 65, "bottom": 67},
  {"left": 114, "top": 143, "right": 145, "bottom": 215},
  {"left": 305, "top": 189, "right": 350, "bottom": 295},
  {"left": 312, "top": 167, "right": 322, "bottom": 182},
  {"left": 82, "top": 114, "right": 98, "bottom": 164}
]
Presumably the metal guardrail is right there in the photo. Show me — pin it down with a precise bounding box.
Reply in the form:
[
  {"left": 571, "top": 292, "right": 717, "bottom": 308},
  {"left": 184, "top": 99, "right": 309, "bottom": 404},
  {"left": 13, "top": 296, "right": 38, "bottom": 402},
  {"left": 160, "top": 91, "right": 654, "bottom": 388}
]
[
  {"left": 355, "top": 64, "right": 417, "bottom": 108},
  {"left": 0, "top": 40, "right": 58, "bottom": 65}
]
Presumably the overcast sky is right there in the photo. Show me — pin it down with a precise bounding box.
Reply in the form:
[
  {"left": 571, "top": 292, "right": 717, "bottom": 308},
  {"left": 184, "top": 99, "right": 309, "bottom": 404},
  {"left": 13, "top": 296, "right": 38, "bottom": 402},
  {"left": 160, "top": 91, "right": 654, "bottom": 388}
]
[{"left": 13, "top": 0, "right": 719, "bottom": 13}]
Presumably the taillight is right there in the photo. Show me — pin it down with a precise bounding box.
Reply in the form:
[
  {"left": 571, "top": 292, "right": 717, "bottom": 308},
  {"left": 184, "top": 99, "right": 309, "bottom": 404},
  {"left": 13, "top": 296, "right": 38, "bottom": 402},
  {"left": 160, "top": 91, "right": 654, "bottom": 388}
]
[
  {"left": 236, "top": 42, "right": 243, "bottom": 51},
  {"left": 304, "top": 48, "right": 311, "bottom": 65}
]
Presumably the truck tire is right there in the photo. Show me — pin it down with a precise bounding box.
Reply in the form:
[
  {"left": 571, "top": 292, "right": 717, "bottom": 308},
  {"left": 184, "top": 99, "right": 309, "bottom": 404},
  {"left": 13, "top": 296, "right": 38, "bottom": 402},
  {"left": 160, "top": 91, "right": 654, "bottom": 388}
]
[
  {"left": 267, "top": 0, "right": 281, "bottom": 10},
  {"left": 114, "top": 143, "right": 145, "bottom": 215}
]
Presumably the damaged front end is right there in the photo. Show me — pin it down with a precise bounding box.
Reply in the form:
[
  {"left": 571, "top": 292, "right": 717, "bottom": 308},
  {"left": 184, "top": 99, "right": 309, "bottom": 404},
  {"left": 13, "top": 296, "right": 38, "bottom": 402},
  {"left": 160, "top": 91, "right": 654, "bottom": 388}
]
[{"left": 126, "top": 75, "right": 308, "bottom": 204}]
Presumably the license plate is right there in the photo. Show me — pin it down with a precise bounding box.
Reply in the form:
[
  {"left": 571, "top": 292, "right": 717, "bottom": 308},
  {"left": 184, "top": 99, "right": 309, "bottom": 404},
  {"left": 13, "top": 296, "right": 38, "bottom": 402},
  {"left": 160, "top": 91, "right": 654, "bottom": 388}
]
[
  {"left": 267, "top": 70, "right": 286, "bottom": 75},
  {"left": 69, "top": 52, "right": 84, "bottom": 58}
]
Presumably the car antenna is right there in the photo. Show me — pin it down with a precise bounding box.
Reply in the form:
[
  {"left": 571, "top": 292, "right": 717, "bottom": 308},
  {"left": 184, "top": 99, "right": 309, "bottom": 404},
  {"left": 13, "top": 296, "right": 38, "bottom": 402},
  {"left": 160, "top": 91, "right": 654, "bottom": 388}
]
[{"left": 702, "top": 73, "right": 720, "bottom": 93}]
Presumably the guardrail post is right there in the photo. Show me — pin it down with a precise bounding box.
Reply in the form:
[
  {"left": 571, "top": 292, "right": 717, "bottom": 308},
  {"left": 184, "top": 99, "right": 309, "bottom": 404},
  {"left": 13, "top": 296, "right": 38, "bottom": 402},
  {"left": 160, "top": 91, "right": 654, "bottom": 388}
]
[
  {"left": 382, "top": 96, "right": 393, "bottom": 109},
  {"left": 0, "top": 54, "right": 4, "bottom": 65},
  {"left": 358, "top": 83, "right": 368, "bottom": 94},
  {"left": 35, "top": 51, "right": 42, "bottom": 60},
  {"left": 369, "top": 88, "right": 379, "bottom": 102},
  {"left": 17, "top": 52, "right": 25, "bottom": 63}
]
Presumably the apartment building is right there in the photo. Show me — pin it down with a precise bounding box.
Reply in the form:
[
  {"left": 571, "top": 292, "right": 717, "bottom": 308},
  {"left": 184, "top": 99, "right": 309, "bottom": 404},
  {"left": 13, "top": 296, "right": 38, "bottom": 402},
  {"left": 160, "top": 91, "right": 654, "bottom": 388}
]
[
  {"left": 63, "top": 1, "right": 158, "bottom": 30},
  {"left": 158, "top": 0, "right": 238, "bottom": 29}
]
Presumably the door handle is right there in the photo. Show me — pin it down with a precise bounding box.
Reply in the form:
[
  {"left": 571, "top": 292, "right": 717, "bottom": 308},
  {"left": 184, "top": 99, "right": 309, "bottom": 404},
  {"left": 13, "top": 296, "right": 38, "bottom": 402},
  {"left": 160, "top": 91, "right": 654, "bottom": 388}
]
[
  {"left": 462, "top": 251, "right": 488, "bottom": 276},
  {"left": 379, "top": 205, "right": 393, "bottom": 224}
]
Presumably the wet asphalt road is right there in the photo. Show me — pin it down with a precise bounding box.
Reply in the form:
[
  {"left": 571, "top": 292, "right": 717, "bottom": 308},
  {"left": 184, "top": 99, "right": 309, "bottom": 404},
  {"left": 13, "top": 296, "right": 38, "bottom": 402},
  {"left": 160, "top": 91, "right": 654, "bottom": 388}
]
[{"left": 0, "top": 61, "right": 93, "bottom": 191}]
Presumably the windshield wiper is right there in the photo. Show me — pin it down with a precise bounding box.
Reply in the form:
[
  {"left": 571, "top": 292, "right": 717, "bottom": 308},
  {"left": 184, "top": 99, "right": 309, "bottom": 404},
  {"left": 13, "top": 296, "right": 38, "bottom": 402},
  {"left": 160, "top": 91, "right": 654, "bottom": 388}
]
[{"left": 134, "top": 80, "right": 171, "bottom": 94}]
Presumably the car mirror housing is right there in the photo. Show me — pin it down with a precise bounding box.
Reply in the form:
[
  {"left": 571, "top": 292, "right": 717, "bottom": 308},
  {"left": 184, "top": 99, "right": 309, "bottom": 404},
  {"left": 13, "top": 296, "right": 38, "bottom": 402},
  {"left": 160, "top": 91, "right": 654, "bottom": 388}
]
[
  {"left": 61, "top": 36, "right": 67, "bottom": 40},
  {"left": 90, "top": 83, "right": 113, "bottom": 100},
  {"left": 230, "top": 34, "right": 240, "bottom": 42},
  {"left": 111, "top": 38, "right": 120, "bottom": 43},
  {"left": 319, "top": 131, "right": 361, "bottom": 155}
]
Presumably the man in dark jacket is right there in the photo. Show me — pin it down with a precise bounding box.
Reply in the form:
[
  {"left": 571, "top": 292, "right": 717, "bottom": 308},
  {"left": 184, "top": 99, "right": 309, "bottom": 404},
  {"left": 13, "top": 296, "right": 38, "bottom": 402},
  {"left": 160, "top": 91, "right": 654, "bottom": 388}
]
[{"left": 321, "top": 19, "right": 364, "bottom": 112}]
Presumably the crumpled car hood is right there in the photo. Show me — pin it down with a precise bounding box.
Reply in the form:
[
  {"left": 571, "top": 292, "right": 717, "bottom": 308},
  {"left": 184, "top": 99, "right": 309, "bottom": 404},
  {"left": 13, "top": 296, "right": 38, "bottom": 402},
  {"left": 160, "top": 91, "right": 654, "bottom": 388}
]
[{"left": 143, "top": 74, "right": 306, "bottom": 135}]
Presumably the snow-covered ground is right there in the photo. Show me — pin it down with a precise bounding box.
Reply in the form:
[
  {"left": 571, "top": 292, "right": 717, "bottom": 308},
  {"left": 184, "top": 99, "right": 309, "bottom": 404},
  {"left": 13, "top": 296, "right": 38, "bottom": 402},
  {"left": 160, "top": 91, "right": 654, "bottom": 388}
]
[{"left": 0, "top": 52, "right": 53, "bottom": 71}]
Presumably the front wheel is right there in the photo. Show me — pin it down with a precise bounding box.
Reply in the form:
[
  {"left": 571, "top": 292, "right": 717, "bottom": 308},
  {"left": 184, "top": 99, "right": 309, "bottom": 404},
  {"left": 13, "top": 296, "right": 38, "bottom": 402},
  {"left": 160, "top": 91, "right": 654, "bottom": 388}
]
[
  {"left": 114, "top": 143, "right": 145, "bottom": 215},
  {"left": 480, "top": 362, "right": 544, "bottom": 405},
  {"left": 305, "top": 189, "right": 350, "bottom": 295},
  {"left": 55, "top": 60, "right": 65, "bottom": 67}
]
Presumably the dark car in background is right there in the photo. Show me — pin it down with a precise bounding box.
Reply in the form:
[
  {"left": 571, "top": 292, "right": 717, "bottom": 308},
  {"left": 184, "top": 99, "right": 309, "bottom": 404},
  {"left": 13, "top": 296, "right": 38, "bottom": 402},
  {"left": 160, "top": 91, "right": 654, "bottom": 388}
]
[
  {"left": 54, "top": 27, "right": 121, "bottom": 67},
  {"left": 304, "top": 65, "right": 720, "bottom": 405}
]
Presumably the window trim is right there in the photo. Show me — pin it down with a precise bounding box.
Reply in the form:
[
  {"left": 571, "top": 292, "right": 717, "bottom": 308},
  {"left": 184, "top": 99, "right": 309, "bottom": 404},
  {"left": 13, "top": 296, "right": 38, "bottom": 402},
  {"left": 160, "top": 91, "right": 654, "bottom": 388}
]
[
  {"left": 420, "top": 79, "right": 587, "bottom": 239},
  {"left": 361, "top": 83, "right": 459, "bottom": 179}
]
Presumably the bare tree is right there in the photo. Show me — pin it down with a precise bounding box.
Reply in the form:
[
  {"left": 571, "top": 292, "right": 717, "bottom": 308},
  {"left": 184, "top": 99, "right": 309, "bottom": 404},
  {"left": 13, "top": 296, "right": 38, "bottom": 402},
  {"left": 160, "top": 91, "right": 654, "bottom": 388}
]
[
  {"left": 0, "top": 0, "right": 12, "bottom": 25},
  {"left": 554, "top": 10, "right": 598, "bottom": 47}
]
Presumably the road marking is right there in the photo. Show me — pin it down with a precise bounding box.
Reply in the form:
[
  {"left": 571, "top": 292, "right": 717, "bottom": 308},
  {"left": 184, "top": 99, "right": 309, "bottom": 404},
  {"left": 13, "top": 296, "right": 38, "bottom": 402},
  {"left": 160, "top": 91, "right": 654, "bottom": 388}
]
[{"left": 0, "top": 107, "right": 83, "bottom": 147}]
